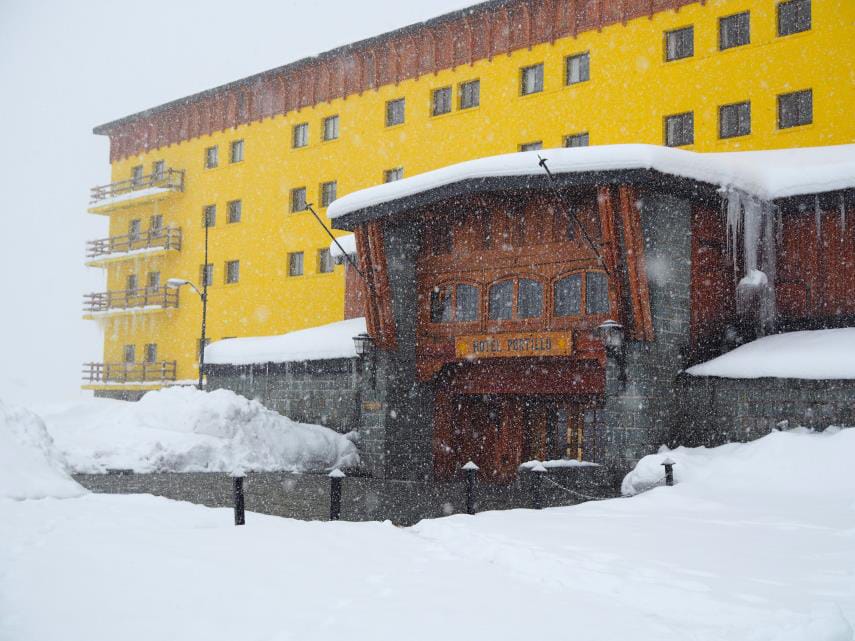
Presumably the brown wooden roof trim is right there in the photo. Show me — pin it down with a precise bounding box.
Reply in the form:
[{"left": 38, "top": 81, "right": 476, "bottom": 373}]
[{"left": 96, "top": 0, "right": 700, "bottom": 162}]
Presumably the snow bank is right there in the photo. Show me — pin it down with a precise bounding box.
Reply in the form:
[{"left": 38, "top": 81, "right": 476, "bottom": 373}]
[
  {"left": 43, "top": 387, "right": 359, "bottom": 474},
  {"left": 622, "top": 426, "right": 853, "bottom": 496},
  {"left": 686, "top": 328, "right": 855, "bottom": 379},
  {"left": 328, "top": 143, "right": 855, "bottom": 219},
  {"left": 0, "top": 400, "right": 85, "bottom": 500},
  {"left": 329, "top": 233, "right": 356, "bottom": 258},
  {"left": 205, "top": 317, "right": 366, "bottom": 366}
]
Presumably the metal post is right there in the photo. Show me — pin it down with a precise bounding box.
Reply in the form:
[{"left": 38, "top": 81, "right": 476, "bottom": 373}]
[
  {"left": 463, "top": 461, "right": 479, "bottom": 515},
  {"left": 329, "top": 469, "right": 345, "bottom": 521},
  {"left": 232, "top": 473, "right": 245, "bottom": 526},
  {"left": 661, "top": 458, "right": 675, "bottom": 487},
  {"left": 530, "top": 461, "right": 547, "bottom": 510},
  {"left": 198, "top": 221, "right": 209, "bottom": 390}
]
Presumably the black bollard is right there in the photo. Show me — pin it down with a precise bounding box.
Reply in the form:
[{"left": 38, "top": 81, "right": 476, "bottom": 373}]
[
  {"left": 232, "top": 474, "right": 246, "bottom": 526},
  {"left": 463, "top": 461, "right": 479, "bottom": 515},
  {"left": 329, "top": 469, "right": 345, "bottom": 521},
  {"left": 661, "top": 458, "right": 675, "bottom": 487},
  {"left": 530, "top": 462, "right": 547, "bottom": 509}
]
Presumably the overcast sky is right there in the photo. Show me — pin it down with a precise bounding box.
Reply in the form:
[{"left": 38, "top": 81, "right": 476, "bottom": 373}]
[{"left": 0, "top": 0, "right": 472, "bottom": 407}]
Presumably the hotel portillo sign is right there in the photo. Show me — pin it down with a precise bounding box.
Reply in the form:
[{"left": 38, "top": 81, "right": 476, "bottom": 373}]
[{"left": 455, "top": 332, "right": 573, "bottom": 360}]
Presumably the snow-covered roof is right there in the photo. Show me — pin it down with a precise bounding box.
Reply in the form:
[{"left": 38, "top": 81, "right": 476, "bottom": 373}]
[
  {"left": 329, "top": 233, "right": 356, "bottom": 258},
  {"left": 685, "top": 328, "right": 855, "bottom": 380},
  {"left": 205, "top": 317, "right": 366, "bottom": 366},
  {"left": 328, "top": 144, "right": 855, "bottom": 221}
]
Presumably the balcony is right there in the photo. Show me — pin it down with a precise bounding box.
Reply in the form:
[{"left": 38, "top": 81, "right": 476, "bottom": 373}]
[
  {"left": 83, "top": 286, "right": 179, "bottom": 318},
  {"left": 82, "top": 361, "right": 177, "bottom": 386},
  {"left": 85, "top": 227, "right": 182, "bottom": 266},
  {"left": 88, "top": 168, "right": 184, "bottom": 214}
]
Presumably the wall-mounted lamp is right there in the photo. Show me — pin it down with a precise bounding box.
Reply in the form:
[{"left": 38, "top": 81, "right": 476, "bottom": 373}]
[
  {"left": 597, "top": 319, "right": 626, "bottom": 384},
  {"left": 353, "top": 332, "right": 377, "bottom": 389}
]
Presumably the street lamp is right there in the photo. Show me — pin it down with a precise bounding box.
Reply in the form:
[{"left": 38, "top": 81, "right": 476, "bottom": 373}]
[
  {"left": 597, "top": 319, "right": 626, "bottom": 383},
  {"left": 353, "top": 332, "right": 376, "bottom": 389},
  {"left": 167, "top": 276, "right": 208, "bottom": 390}
]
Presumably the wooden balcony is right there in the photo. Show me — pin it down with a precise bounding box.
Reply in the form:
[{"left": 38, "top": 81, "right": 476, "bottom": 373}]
[
  {"left": 86, "top": 227, "right": 182, "bottom": 265},
  {"left": 83, "top": 286, "right": 179, "bottom": 315},
  {"left": 82, "top": 361, "right": 177, "bottom": 385},
  {"left": 88, "top": 168, "right": 184, "bottom": 214}
]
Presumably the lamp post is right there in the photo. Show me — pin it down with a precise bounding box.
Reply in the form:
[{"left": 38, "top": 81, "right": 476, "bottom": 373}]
[
  {"left": 353, "top": 332, "right": 376, "bottom": 389},
  {"left": 598, "top": 319, "right": 626, "bottom": 384},
  {"left": 167, "top": 276, "right": 208, "bottom": 390}
]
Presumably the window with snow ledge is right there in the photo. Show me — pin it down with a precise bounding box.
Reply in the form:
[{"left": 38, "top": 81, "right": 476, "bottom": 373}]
[
  {"left": 386, "top": 98, "right": 405, "bottom": 126},
  {"left": 520, "top": 64, "right": 544, "bottom": 95},
  {"left": 665, "top": 111, "right": 694, "bottom": 147},
  {"left": 665, "top": 26, "right": 693, "bottom": 61}
]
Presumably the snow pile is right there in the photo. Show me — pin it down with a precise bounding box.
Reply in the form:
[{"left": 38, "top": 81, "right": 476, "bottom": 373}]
[
  {"left": 0, "top": 400, "right": 86, "bottom": 500},
  {"left": 329, "top": 233, "right": 356, "bottom": 258},
  {"left": 205, "top": 317, "right": 366, "bottom": 366},
  {"left": 43, "top": 387, "right": 359, "bottom": 474},
  {"left": 686, "top": 328, "right": 855, "bottom": 379},
  {"left": 621, "top": 426, "right": 853, "bottom": 496},
  {"left": 328, "top": 143, "right": 855, "bottom": 219}
]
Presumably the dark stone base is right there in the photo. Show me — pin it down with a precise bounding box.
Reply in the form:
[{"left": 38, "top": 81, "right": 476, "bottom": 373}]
[{"left": 93, "top": 389, "right": 147, "bottom": 402}]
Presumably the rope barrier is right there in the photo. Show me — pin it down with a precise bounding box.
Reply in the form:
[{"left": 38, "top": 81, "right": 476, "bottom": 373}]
[{"left": 541, "top": 474, "right": 670, "bottom": 502}]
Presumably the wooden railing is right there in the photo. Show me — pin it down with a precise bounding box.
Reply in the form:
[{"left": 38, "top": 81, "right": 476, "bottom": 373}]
[
  {"left": 83, "top": 286, "right": 179, "bottom": 313},
  {"left": 82, "top": 361, "right": 177, "bottom": 384},
  {"left": 86, "top": 226, "right": 182, "bottom": 258},
  {"left": 90, "top": 168, "right": 184, "bottom": 203}
]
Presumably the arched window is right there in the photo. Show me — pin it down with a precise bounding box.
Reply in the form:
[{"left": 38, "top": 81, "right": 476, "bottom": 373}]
[
  {"left": 430, "top": 283, "right": 480, "bottom": 323},
  {"left": 517, "top": 279, "right": 543, "bottom": 318},
  {"left": 455, "top": 284, "right": 479, "bottom": 321},
  {"left": 586, "top": 272, "right": 609, "bottom": 314},
  {"left": 553, "top": 274, "right": 582, "bottom": 316},
  {"left": 488, "top": 281, "right": 513, "bottom": 320},
  {"left": 553, "top": 271, "right": 610, "bottom": 317}
]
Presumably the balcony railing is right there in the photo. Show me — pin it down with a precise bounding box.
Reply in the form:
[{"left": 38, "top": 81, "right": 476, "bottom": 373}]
[
  {"left": 86, "top": 226, "right": 182, "bottom": 259},
  {"left": 82, "top": 361, "right": 177, "bottom": 384},
  {"left": 83, "top": 286, "right": 179, "bottom": 313},
  {"left": 90, "top": 168, "right": 184, "bottom": 204}
]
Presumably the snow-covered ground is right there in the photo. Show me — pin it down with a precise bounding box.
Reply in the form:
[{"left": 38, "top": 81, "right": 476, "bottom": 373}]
[
  {"left": 37, "top": 387, "right": 358, "bottom": 473},
  {"left": 1, "top": 395, "right": 853, "bottom": 641}
]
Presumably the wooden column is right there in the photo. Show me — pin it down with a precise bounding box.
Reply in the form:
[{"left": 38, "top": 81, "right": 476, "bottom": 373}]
[
  {"left": 596, "top": 186, "right": 624, "bottom": 325},
  {"left": 618, "top": 185, "right": 654, "bottom": 341}
]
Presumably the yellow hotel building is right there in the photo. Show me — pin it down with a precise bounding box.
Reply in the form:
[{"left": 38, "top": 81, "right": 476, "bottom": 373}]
[{"left": 84, "top": 0, "right": 854, "bottom": 398}]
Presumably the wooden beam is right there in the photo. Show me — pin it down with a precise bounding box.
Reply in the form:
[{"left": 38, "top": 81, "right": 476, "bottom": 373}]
[
  {"left": 618, "top": 185, "right": 654, "bottom": 340},
  {"left": 596, "top": 186, "right": 624, "bottom": 325}
]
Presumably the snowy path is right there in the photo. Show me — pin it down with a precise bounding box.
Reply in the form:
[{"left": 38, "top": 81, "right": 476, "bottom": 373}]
[{"left": 1, "top": 485, "right": 852, "bottom": 641}]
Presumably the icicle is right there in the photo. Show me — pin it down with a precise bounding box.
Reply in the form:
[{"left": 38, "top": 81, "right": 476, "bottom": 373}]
[
  {"left": 724, "top": 188, "right": 743, "bottom": 275},
  {"left": 840, "top": 193, "right": 847, "bottom": 233},
  {"left": 742, "top": 196, "right": 762, "bottom": 273},
  {"left": 815, "top": 195, "right": 822, "bottom": 241}
]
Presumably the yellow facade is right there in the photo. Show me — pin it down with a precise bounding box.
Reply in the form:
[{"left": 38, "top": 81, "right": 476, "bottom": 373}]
[{"left": 87, "top": 0, "right": 855, "bottom": 392}]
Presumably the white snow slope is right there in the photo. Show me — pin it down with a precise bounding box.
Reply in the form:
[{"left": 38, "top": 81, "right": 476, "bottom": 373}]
[
  {"left": 686, "top": 328, "right": 855, "bottom": 379},
  {"left": 40, "top": 387, "right": 359, "bottom": 473},
  {"left": 2, "top": 426, "right": 853, "bottom": 641}
]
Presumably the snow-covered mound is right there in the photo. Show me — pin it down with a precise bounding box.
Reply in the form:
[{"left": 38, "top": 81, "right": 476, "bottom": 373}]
[
  {"left": 622, "top": 426, "right": 854, "bottom": 496},
  {"left": 42, "top": 387, "right": 359, "bottom": 474},
  {"left": 686, "top": 328, "right": 855, "bottom": 379},
  {"left": 0, "top": 400, "right": 86, "bottom": 500}
]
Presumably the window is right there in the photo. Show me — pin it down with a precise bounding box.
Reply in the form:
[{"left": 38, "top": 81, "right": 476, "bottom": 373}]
[
  {"left": 554, "top": 274, "right": 582, "bottom": 317},
  {"left": 719, "top": 101, "right": 751, "bottom": 138},
  {"left": 778, "top": 0, "right": 810, "bottom": 36},
  {"left": 384, "top": 167, "right": 403, "bottom": 183},
  {"left": 517, "top": 279, "right": 543, "bottom": 318},
  {"left": 290, "top": 187, "right": 307, "bottom": 212},
  {"left": 321, "top": 181, "right": 337, "bottom": 207},
  {"left": 152, "top": 160, "right": 165, "bottom": 181},
  {"left": 455, "top": 284, "right": 479, "bottom": 322},
  {"left": 586, "top": 272, "right": 610, "bottom": 314},
  {"left": 720, "top": 12, "right": 750, "bottom": 50},
  {"left": 205, "top": 146, "right": 218, "bottom": 169},
  {"left": 520, "top": 64, "right": 544, "bottom": 95},
  {"left": 318, "top": 249, "right": 334, "bottom": 274},
  {"left": 128, "top": 219, "right": 142, "bottom": 241},
  {"left": 432, "top": 87, "right": 452, "bottom": 116},
  {"left": 565, "top": 53, "right": 590, "bottom": 85},
  {"left": 323, "top": 115, "right": 339, "bottom": 141},
  {"left": 665, "top": 26, "right": 694, "bottom": 61},
  {"left": 144, "top": 344, "right": 158, "bottom": 364},
  {"left": 778, "top": 89, "right": 812, "bottom": 129},
  {"left": 200, "top": 264, "right": 213, "bottom": 287},
  {"left": 146, "top": 271, "right": 160, "bottom": 291},
  {"left": 149, "top": 215, "right": 163, "bottom": 237},
  {"left": 459, "top": 80, "right": 480, "bottom": 109},
  {"left": 564, "top": 132, "right": 590, "bottom": 148},
  {"left": 203, "top": 204, "right": 216, "bottom": 227},
  {"left": 292, "top": 123, "right": 308, "bottom": 148},
  {"left": 131, "top": 165, "right": 144, "bottom": 184},
  {"left": 488, "top": 281, "right": 514, "bottom": 320},
  {"left": 664, "top": 112, "right": 694, "bottom": 147},
  {"left": 126, "top": 274, "right": 138, "bottom": 292},
  {"left": 230, "top": 140, "right": 244, "bottom": 163},
  {"left": 288, "top": 252, "right": 304, "bottom": 277},
  {"left": 123, "top": 345, "right": 136, "bottom": 363},
  {"left": 430, "top": 286, "right": 452, "bottom": 323},
  {"left": 227, "top": 199, "right": 242, "bottom": 224},
  {"left": 386, "top": 98, "right": 405, "bottom": 126},
  {"left": 225, "top": 260, "right": 240, "bottom": 284},
  {"left": 519, "top": 142, "right": 543, "bottom": 152}
]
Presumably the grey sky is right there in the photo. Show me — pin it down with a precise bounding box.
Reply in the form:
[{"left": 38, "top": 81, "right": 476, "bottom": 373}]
[{"left": 0, "top": 0, "right": 471, "bottom": 406}]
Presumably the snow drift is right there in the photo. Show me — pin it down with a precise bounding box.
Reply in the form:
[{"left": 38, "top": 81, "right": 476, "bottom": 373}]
[
  {"left": 42, "top": 387, "right": 359, "bottom": 474},
  {"left": 0, "top": 399, "right": 86, "bottom": 500}
]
